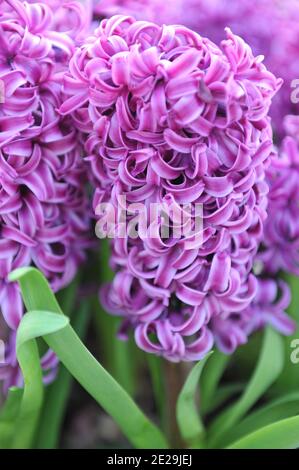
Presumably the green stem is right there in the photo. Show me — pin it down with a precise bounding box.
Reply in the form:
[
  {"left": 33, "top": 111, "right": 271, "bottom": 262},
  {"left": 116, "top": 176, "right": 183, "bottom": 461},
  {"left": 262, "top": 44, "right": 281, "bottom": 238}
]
[{"left": 163, "top": 361, "right": 185, "bottom": 448}]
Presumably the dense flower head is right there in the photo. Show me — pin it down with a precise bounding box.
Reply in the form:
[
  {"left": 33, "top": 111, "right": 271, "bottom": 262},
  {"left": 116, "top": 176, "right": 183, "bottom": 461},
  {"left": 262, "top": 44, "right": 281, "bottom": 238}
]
[
  {"left": 93, "top": 0, "right": 299, "bottom": 138},
  {"left": 259, "top": 117, "right": 299, "bottom": 276},
  {"left": 59, "top": 15, "right": 294, "bottom": 361},
  {"left": 0, "top": 0, "right": 92, "bottom": 388}
]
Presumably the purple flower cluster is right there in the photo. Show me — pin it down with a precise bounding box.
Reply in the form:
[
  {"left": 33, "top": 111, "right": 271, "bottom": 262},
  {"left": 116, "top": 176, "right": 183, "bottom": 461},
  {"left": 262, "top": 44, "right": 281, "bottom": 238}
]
[
  {"left": 93, "top": 0, "right": 299, "bottom": 139},
  {"left": 60, "top": 15, "right": 294, "bottom": 361},
  {"left": 0, "top": 0, "right": 91, "bottom": 389},
  {"left": 259, "top": 116, "right": 299, "bottom": 276}
]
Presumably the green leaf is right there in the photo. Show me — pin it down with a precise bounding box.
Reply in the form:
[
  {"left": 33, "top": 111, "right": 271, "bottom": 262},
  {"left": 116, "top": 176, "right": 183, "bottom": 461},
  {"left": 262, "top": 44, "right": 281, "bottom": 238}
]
[
  {"left": 35, "top": 301, "right": 90, "bottom": 449},
  {"left": 208, "top": 327, "right": 284, "bottom": 448},
  {"left": 9, "top": 267, "right": 62, "bottom": 313},
  {"left": 11, "top": 267, "right": 168, "bottom": 449},
  {"left": 200, "top": 350, "right": 230, "bottom": 414},
  {"left": 220, "top": 391, "right": 299, "bottom": 447},
  {"left": 0, "top": 388, "right": 23, "bottom": 448},
  {"left": 176, "top": 353, "right": 212, "bottom": 447},
  {"left": 1, "top": 274, "right": 79, "bottom": 449},
  {"left": 202, "top": 383, "right": 245, "bottom": 415},
  {"left": 12, "top": 311, "right": 69, "bottom": 448},
  {"left": 228, "top": 415, "right": 299, "bottom": 449}
]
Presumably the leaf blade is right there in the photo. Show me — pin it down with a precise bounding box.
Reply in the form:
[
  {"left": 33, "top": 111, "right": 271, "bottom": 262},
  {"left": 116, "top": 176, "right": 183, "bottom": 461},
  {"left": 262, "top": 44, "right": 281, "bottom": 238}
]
[
  {"left": 220, "top": 391, "right": 299, "bottom": 447},
  {"left": 208, "top": 328, "right": 284, "bottom": 447},
  {"left": 228, "top": 416, "right": 299, "bottom": 449},
  {"left": 0, "top": 388, "right": 23, "bottom": 448},
  {"left": 12, "top": 311, "right": 69, "bottom": 448},
  {"left": 176, "top": 353, "right": 212, "bottom": 447}
]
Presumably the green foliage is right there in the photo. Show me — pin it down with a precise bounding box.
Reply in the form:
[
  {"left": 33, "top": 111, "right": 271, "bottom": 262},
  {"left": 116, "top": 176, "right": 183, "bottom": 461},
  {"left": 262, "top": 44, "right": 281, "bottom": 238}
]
[
  {"left": 176, "top": 353, "right": 212, "bottom": 447},
  {"left": 0, "top": 266, "right": 298, "bottom": 450},
  {"left": 0, "top": 388, "right": 23, "bottom": 448},
  {"left": 7, "top": 267, "right": 168, "bottom": 449},
  {"left": 208, "top": 327, "right": 285, "bottom": 447},
  {"left": 228, "top": 416, "right": 299, "bottom": 449}
]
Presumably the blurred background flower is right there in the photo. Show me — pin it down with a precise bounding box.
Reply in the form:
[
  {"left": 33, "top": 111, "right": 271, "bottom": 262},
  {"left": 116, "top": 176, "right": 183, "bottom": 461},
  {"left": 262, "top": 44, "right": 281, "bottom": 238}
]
[{"left": 259, "top": 116, "right": 299, "bottom": 275}]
